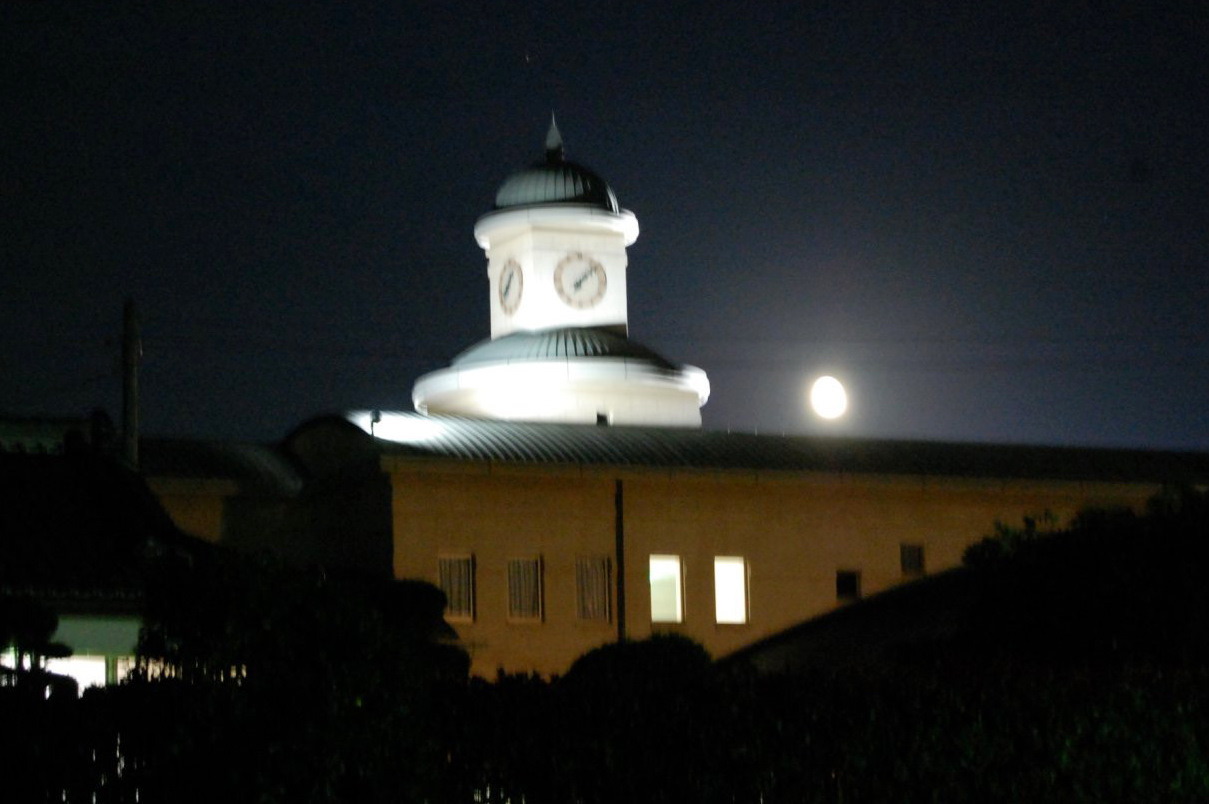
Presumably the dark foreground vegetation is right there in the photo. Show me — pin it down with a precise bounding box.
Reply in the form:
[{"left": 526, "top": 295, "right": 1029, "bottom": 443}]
[{"left": 6, "top": 487, "right": 1209, "bottom": 802}]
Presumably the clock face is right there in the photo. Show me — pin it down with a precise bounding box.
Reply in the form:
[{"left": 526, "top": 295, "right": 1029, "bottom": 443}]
[
  {"left": 498, "top": 258, "right": 523, "bottom": 315},
  {"left": 554, "top": 252, "right": 607, "bottom": 309}
]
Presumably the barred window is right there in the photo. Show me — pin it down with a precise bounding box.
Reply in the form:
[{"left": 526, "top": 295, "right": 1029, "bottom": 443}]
[
  {"left": 508, "top": 556, "right": 543, "bottom": 621},
  {"left": 439, "top": 555, "right": 475, "bottom": 621},
  {"left": 901, "top": 544, "right": 925, "bottom": 576},
  {"left": 576, "top": 556, "right": 612, "bottom": 622}
]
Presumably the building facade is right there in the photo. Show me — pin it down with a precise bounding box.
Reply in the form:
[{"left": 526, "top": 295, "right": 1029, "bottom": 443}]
[
  {"left": 371, "top": 416, "right": 1201, "bottom": 676},
  {"left": 371, "top": 126, "right": 1208, "bottom": 676}
]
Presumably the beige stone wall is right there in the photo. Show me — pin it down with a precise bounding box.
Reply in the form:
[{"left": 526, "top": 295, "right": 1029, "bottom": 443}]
[
  {"left": 386, "top": 456, "right": 1157, "bottom": 678},
  {"left": 391, "top": 462, "right": 618, "bottom": 676},
  {"left": 619, "top": 473, "right": 1154, "bottom": 661}
]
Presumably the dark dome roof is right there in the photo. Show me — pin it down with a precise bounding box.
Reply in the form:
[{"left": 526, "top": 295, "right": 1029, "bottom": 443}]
[
  {"left": 491, "top": 119, "right": 621, "bottom": 213},
  {"left": 494, "top": 160, "right": 620, "bottom": 212},
  {"left": 452, "top": 327, "right": 677, "bottom": 372}
]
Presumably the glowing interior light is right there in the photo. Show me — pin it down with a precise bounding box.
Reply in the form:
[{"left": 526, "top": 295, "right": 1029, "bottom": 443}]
[
  {"left": 45, "top": 656, "right": 108, "bottom": 691},
  {"left": 714, "top": 556, "right": 747, "bottom": 624},
  {"left": 649, "top": 555, "right": 683, "bottom": 623},
  {"left": 0, "top": 649, "right": 108, "bottom": 687},
  {"left": 810, "top": 375, "right": 848, "bottom": 419}
]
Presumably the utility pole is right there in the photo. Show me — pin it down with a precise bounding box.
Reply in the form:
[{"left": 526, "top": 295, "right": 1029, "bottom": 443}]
[
  {"left": 615, "top": 478, "right": 626, "bottom": 642},
  {"left": 121, "top": 298, "right": 140, "bottom": 469}
]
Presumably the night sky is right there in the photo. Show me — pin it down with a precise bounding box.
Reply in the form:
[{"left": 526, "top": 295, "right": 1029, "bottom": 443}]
[{"left": 3, "top": 2, "right": 1207, "bottom": 450}]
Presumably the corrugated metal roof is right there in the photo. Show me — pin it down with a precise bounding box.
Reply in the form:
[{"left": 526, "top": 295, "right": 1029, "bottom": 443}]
[
  {"left": 493, "top": 158, "right": 620, "bottom": 213},
  {"left": 452, "top": 327, "right": 678, "bottom": 370},
  {"left": 372, "top": 414, "right": 1209, "bottom": 483},
  {"left": 492, "top": 124, "right": 620, "bottom": 213}
]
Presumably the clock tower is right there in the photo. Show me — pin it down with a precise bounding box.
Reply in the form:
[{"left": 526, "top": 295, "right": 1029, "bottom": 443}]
[
  {"left": 477, "top": 120, "right": 638, "bottom": 339},
  {"left": 412, "top": 120, "right": 709, "bottom": 427}
]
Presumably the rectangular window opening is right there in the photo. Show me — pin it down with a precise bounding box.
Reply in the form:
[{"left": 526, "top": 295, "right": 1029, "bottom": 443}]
[
  {"left": 900, "top": 544, "right": 925, "bottom": 577},
  {"left": 649, "top": 555, "right": 683, "bottom": 623},
  {"left": 714, "top": 556, "right": 748, "bottom": 624},
  {"left": 439, "top": 555, "right": 475, "bottom": 622},
  {"left": 507, "top": 556, "right": 543, "bottom": 621},
  {"left": 576, "top": 556, "right": 612, "bottom": 622},
  {"left": 836, "top": 569, "right": 861, "bottom": 602}
]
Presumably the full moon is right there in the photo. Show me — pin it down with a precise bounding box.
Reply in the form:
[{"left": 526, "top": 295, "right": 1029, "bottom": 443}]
[{"left": 809, "top": 376, "right": 848, "bottom": 419}]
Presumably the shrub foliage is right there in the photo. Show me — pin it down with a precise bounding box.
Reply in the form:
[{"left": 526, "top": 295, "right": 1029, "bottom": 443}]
[{"left": 6, "top": 487, "right": 1209, "bottom": 802}]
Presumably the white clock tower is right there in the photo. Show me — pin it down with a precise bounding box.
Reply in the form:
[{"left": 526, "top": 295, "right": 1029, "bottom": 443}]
[
  {"left": 478, "top": 120, "right": 638, "bottom": 339},
  {"left": 412, "top": 121, "right": 709, "bottom": 427}
]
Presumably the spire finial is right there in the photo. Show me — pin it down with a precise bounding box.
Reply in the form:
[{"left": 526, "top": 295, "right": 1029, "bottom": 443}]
[{"left": 545, "top": 113, "right": 564, "bottom": 162}]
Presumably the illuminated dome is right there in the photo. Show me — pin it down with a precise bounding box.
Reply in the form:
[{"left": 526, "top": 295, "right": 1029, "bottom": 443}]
[
  {"left": 413, "top": 119, "right": 709, "bottom": 428},
  {"left": 491, "top": 120, "right": 621, "bottom": 213},
  {"left": 413, "top": 325, "right": 710, "bottom": 428}
]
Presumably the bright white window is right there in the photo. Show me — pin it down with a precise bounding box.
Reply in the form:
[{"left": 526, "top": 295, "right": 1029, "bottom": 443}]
[
  {"left": 3, "top": 651, "right": 129, "bottom": 694},
  {"left": 649, "top": 555, "right": 683, "bottom": 623},
  {"left": 45, "top": 656, "right": 108, "bottom": 691},
  {"left": 714, "top": 556, "right": 748, "bottom": 624}
]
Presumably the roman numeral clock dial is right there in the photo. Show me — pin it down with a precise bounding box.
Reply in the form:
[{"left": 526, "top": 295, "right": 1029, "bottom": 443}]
[{"left": 554, "top": 252, "right": 607, "bottom": 309}]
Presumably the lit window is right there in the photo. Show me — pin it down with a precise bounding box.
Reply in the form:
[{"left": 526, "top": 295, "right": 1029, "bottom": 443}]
[
  {"left": 649, "top": 555, "right": 683, "bottom": 623},
  {"left": 714, "top": 556, "right": 748, "bottom": 624},
  {"left": 576, "top": 556, "right": 612, "bottom": 621},
  {"left": 507, "top": 556, "right": 543, "bottom": 621},
  {"left": 901, "top": 544, "right": 925, "bottom": 576},
  {"left": 45, "top": 656, "right": 107, "bottom": 691},
  {"left": 836, "top": 570, "right": 861, "bottom": 602},
  {"left": 439, "top": 555, "right": 475, "bottom": 621}
]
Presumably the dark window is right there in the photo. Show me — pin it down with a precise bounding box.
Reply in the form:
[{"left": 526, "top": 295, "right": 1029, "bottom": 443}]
[
  {"left": 901, "top": 544, "right": 925, "bottom": 576},
  {"left": 836, "top": 570, "right": 861, "bottom": 602}
]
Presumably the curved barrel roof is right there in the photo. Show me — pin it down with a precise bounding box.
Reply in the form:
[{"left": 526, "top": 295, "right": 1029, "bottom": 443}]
[{"left": 368, "top": 413, "right": 1209, "bottom": 484}]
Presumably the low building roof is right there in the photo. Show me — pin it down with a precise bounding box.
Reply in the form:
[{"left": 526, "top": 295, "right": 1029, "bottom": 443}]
[
  {"left": 140, "top": 438, "right": 304, "bottom": 496},
  {"left": 0, "top": 453, "right": 196, "bottom": 607},
  {"left": 370, "top": 414, "right": 1209, "bottom": 484},
  {"left": 722, "top": 568, "right": 979, "bottom": 673}
]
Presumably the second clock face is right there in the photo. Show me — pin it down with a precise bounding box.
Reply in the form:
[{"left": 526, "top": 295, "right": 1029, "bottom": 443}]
[
  {"left": 554, "top": 252, "right": 607, "bottom": 309},
  {"left": 498, "top": 258, "right": 523, "bottom": 315}
]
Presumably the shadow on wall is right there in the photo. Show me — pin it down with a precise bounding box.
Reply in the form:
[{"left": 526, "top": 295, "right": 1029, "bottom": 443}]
[{"left": 224, "top": 416, "right": 395, "bottom": 578}]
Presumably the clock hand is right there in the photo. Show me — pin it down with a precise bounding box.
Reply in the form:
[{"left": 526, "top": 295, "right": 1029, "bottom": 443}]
[
  {"left": 502, "top": 274, "right": 513, "bottom": 296},
  {"left": 574, "top": 269, "right": 592, "bottom": 290}
]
